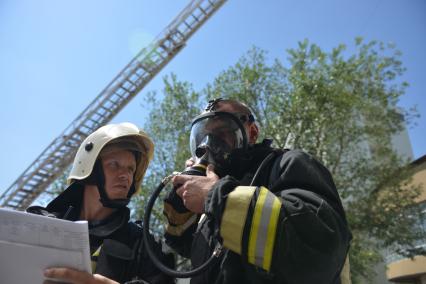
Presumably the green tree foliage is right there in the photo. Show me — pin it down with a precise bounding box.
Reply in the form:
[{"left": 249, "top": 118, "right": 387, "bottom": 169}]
[
  {"left": 133, "top": 39, "right": 423, "bottom": 282},
  {"left": 130, "top": 74, "right": 203, "bottom": 236}
]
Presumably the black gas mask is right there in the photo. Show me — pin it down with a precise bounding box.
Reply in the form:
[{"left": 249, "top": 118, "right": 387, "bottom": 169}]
[{"left": 189, "top": 111, "right": 251, "bottom": 177}]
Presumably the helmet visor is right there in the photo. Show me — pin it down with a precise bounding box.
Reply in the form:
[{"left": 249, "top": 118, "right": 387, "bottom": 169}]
[{"left": 190, "top": 112, "right": 246, "bottom": 159}]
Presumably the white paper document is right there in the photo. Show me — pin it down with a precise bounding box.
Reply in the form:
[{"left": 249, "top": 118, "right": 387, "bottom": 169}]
[{"left": 0, "top": 207, "right": 91, "bottom": 284}]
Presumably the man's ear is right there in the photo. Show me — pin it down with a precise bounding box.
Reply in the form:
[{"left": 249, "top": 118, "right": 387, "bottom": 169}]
[{"left": 248, "top": 123, "right": 259, "bottom": 144}]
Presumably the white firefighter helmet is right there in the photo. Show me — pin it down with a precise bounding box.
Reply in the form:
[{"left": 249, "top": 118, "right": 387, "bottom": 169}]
[{"left": 68, "top": 122, "right": 154, "bottom": 193}]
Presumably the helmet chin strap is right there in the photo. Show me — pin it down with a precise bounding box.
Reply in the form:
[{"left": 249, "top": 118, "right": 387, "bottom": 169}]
[
  {"left": 92, "top": 160, "right": 133, "bottom": 209},
  {"left": 98, "top": 187, "right": 131, "bottom": 209}
]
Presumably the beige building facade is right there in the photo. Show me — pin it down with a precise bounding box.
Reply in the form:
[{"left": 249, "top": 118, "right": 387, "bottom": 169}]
[{"left": 386, "top": 155, "right": 426, "bottom": 284}]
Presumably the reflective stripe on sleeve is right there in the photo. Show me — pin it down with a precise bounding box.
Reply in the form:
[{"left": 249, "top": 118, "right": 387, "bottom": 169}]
[
  {"left": 248, "top": 186, "right": 281, "bottom": 271},
  {"left": 91, "top": 245, "right": 102, "bottom": 272},
  {"left": 220, "top": 186, "right": 257, "bottom": 254}
]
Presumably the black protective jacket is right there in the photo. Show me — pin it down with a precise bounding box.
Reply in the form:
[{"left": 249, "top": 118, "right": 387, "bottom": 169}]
[
  {"left": 27, "top": 183, "right": 174, "bottom": 284},
  {"left": 164, "top": 141, "right": 351, "bottom": 284}
]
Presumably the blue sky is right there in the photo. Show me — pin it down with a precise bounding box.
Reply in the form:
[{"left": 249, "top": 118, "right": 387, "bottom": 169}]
[{"left": 0, "top": 0, "right": 425, "bottom": 196}]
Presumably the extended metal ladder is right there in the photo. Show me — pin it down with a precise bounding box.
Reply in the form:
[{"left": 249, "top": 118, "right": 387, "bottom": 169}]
[{"left": 0, "top": 0, "right": 227, "bottom": 210}]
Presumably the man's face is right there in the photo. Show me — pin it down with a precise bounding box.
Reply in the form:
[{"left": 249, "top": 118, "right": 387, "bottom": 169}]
[
  {"left": 214, "top": 104, "right": 254, "bottom": 144},
  {"left": 203, "top": 117, "right": 240, "bottom": 149},
  {"left": 190, "top": 111, "right": 247, "bottom": 161},
  {"left": 101, "top": 149, "right": 136, "bottom": 200}
]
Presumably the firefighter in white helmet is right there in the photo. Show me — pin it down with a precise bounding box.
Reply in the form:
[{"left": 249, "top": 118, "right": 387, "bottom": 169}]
[{"left": 28, "top": 122, "right": 174, "bottom": 284}]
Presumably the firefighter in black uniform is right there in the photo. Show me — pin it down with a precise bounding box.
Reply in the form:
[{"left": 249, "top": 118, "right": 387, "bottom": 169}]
[
  {"left": 28, "top": 122, "right": 174, "bottom": 284},
  {"left": 163, "top": 99, "right": 352, "bottom": 284}
]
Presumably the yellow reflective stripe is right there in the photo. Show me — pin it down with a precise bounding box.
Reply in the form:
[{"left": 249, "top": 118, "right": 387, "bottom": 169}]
[
  {"left": 91, "top": 245, "right": 102, "bottom": 272},
  {"left": 248, "top": 187, "right": 282, "bottom": 272},
  {"left": 221, "top": 186, "right": 256, "bottom": 254},
  {"left": 248, "top": 187, "right": 268, "bottom": 265},
  {"left": 263, "top": 196, "right": 281, "bottom": 270},
  {"left": 340, "top": 255, "right": 352, "bottom": 284}
]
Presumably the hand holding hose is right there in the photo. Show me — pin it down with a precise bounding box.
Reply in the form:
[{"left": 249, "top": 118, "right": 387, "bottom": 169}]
[
  {"left": 143, "top": 163, "right": 223, "bottom": 278},
  {"left": 173, "top": 165, "right": 219, "bottom": 214}
]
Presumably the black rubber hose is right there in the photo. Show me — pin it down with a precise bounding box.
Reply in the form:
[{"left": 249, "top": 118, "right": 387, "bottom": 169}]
[{"left": 142, "top": 178, "right": 221, "bottom": 278}]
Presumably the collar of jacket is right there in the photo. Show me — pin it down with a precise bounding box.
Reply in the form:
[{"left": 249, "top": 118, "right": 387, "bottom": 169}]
[
  {"left": 228, "top": 139, "right": 275, "bottom": 179},
  {"left": 88, "top": 207, "right": 130, "bottom": 238},
  {"left": 46, "top": 182, "right": 131, "bottom": 237},
  {"left": 46, "top": 182, "right": 84, "bottom": 218}
]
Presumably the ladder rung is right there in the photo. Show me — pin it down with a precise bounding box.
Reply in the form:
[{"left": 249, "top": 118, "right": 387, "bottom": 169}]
[
  {"left": 80, "top": 124, "right": 97, "bottom": 133},
  {"left": 135, "top": 62, "right": 149, "bottom": 72},
  {"left": 91, "top": 113, "right": 107, "bottom": 122},
  {"left": 55, "top": 149, "right": 69, "bottom": 156},
  {"left": 72, "top": 129, "right": 88, "bottom": 138},
  {"left": 135, "top": 66, "right": 149, "bottom": 76},
  {"left": 163, "top": 36, "right": 175, "bottom": 47},
  {"left": 16, "top": 191, "right": 29, "bottom": 196},
  {"left": 63, "top": 136, "right": 78, "bottom": 144},
  {"left": 159, "top": 43, "right": 170, "bottom": 54},
  {"left": 201, "top": 2, "right": 214, "bottom": 13},
  {"left": 121, "top": 84, "right": 135, "bottom": 92},
  {"left": 21, "top": 186, "right": 33, "bottom": 192},
  {"left": 10, "top": 195, "right": 28, "bottom": 203},
  {"left": 12, "top": 197, "right": 24, "bottom": 203},
  {"left": 173, "top": 29, "right": 185, "bottom": 39},
  {"left": 111, "top": 91, "right": 125, "bottom": 100},
  {"left": 80, "top": 124, "right": 96, "bottom": 133},
  {"left": 30, "top": 176, "right": 45, "bottom": 182},
  {"left": 36, "top": 172, "right": 50, "bottom": 178},
  {"left": 106, "top": 98, "right": 120, "bottom": 106},
  {"left": 198, "top": 6, "right": 207, "bottom": 15},
  {"left": 86, "top": 118, "right": 100, "bottom": 126},
  {"left": 125, "top": 78, "right": 137, "bottom": 86},
  {"left": 119, "top": 85, "right": 131, "bottom": 93},
  {"left": 99, "top": 105, "right": 112, "bottom": 112},
  {"left": 72, "top": 134, "right": 85, "bottom": 141},
  {"left": 150, "top": 49, "right": 165, "bottom": 60},
  {"left": 191, "top": 14, "right": 200, "bottom": 23},
  {"left": 183, "top": 21, "right": 192, "bottom": 29}
]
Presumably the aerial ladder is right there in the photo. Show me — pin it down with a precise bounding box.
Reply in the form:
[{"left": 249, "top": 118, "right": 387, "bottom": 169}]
[{"left": 0, "top": 0, "right": 227, "bottom": 210}]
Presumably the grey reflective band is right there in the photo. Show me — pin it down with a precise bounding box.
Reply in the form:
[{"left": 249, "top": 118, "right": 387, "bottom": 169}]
[
  {"left": 248, "top": 187, "right": 282, "bottom": 271},
  {"left": 253, "top": 190, "right": 277, "bottom": 267}
]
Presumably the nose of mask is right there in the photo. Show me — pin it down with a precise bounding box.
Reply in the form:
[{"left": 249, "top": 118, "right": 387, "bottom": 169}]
[
  {"left": 192, "top": 148, "right": 230, "bottom": 178},
  {"left": 196, "top": 135, "right": 232, "bottom": 157},
  {"left": 195, "top": 146, "right": 207, "bottom": 158}
]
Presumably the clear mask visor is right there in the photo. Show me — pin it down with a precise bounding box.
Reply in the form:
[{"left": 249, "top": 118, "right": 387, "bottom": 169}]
[{"left": 189, "top": 113, "right": 246, "bottom": 161}]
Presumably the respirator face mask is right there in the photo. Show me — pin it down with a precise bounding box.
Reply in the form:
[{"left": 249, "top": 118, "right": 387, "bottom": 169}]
[{"left": 189, "top": 112, "right": 248, "bottom": 176}]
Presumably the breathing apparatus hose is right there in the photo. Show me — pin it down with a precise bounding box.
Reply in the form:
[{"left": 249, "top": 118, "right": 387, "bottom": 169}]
[{"left": 142, "top": 172, "right": 223, "bottom": 278}]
